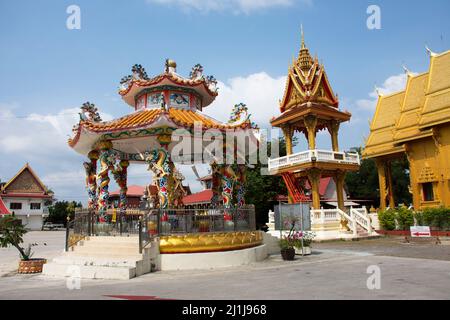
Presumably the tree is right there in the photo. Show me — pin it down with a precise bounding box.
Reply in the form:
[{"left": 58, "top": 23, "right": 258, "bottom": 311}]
[
  {"left": 0, "top": 216, "right": 32, "bottom": 260},
  {"left": 345, "top": 147, "right": 412, "bottom": 207},
  {"left": 47, "top": 201, "right": 82, "bottom": 225},
  {"left": 244, "top": 136, "right": 293, "bottom": 228}
]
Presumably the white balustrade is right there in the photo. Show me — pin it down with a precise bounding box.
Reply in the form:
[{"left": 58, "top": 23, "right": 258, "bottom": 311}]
[{"left": 268, "top": 149, "right": 360, "bottom": 172}]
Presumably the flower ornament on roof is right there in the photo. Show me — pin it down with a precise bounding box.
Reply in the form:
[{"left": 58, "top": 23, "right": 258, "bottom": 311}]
[
  {"left": 119, "top": 64, "right": 149, "bottom": 90},
  {"left": 229, "top": 103, "right": 251, "bottom": 126},
  {"left": 205, "top": 75, "right": 218, "bottom": 93},
  {"left": 79, "top": 102, "right": 102, "bottom": 122},
  {"left": 131, "top": 64, "right": 149, "bottom": 80},
  {"left": 189, "top": 64, "right": 204, "bottom": 80}
]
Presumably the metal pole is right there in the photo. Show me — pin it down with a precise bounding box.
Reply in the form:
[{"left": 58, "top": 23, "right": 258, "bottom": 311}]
[
  {"left": 138, "top": 217, "right": 142, "bottom": 254},
  {"left": 300, "top": 203, "right": 305, "bottom": 256},
  {"left": 65, "top": 216, "right": 70, "bottom": 252}
]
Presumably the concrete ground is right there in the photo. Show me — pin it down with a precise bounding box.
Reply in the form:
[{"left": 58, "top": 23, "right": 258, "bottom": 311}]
[{"left": 0, "top": 232, "right": 449, "bottom": 300}]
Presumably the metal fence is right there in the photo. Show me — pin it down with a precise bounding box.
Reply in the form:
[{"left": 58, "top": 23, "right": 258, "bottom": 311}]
[{"left": 67, "top": 206, "right": 256, "bottom": 253}]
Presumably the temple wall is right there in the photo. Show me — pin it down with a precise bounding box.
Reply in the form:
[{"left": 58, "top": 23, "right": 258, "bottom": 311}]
[{"left": 406, "top": 124, "right": 450, "bottom": 210}]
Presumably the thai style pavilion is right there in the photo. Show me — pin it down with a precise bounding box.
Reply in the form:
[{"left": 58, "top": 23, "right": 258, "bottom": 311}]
[
  {"left": 364, "top": 49, "right": 450, "bottom": 211},
  {"left": 268, "top": 31, "right": 360, "bottom": 211}
]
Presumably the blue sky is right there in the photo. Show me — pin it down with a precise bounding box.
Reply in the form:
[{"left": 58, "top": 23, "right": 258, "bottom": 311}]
[{"left": 1, "top": 0, "right": 449, "bottom": 203}]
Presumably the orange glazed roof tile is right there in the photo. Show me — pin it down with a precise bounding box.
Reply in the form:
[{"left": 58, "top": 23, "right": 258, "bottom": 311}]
[{"left": 69, "top": 108, "right": 252, "bottom": 147}]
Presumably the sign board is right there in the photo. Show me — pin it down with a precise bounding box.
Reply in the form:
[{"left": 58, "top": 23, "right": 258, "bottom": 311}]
[
  {"left": 274, "top": 203, "right": 311, "bottom": 231},
  {"left": 410, "top": 226, "right": 431, "bottom": 238}
]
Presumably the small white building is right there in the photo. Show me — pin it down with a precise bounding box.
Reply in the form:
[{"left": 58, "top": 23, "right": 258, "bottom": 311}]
[{"left": 0, "top": 164, "right": 53, "bottom": 230}]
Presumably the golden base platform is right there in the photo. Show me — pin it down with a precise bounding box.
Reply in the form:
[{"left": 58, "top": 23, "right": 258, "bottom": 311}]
[{"left": 159, "top": 231, "right": 263, "bottom": 254}]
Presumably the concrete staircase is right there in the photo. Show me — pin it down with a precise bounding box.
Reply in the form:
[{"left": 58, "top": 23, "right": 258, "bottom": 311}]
[{"left": 43, "top": 236, "right": 157, "bottom": 280}]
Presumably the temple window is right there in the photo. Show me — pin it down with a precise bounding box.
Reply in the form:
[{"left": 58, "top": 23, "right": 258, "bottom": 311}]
[
  {"left": 136, "top": 94, "right": 146, "bottom": 110},
  {"left": 147, "top": 93, "right": 164, "bottom": 108},
  {"left": 10, "top": 203, "right": 22, "bottom": 210},
  {"left": 170, "top": 92, "right": 190, "bottom": 109},
  {"left": 30, "top": 203, "right": 41, "bottom": 210},
  {"left": 422, "top": 182, "right": 434, "bottom": 202}
]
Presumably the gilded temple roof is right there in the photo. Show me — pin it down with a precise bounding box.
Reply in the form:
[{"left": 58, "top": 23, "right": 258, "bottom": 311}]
[
  {"left": 363, "top": 49, "right": 450, "bottom": 159},
  {"left": 271, "top": 31, "right": 346, "bottom": 128}
]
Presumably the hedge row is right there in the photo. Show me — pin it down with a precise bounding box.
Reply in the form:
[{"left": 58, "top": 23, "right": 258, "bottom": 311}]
[{"left": 378, "top": 207, "right": 450, "bottom": 231}]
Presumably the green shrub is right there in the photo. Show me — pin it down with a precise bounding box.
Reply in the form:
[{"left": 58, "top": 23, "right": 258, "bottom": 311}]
[
  {"left": 421, "top": 207, "right": 450, "bottom": 230},
  {"left": 395, "top": 207, "right": 414, "bottom": 230},
  {"left": 378, "top": 209, "right": 397, "bottom": 231}
]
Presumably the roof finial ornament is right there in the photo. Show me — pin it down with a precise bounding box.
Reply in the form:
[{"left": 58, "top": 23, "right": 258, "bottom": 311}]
[
  {"left": 301, "top": 24, "right": 306, "bottom": 49},
  {"left": 425, "top": 45, "right": 438, "bottom": 57},
  {"left": 402, "top": 65, "right": 413, "bottom": 77},
  {"left": 374, "top": 85, "right": 383, "bottom": 97}
]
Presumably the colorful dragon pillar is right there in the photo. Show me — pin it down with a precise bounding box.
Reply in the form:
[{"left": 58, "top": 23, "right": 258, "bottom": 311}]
[
  {"left": 221, "top": 165, "right": 236, "bottom": 221},
  {"left": 83, "top": 150, "right": 99, "bottom": 210},
  {"left": 210, "top": 162, "right": 222, "bottom": 207},
  {"left": 112, "top": 160, "right": 129, "bottom": 216},
  {"left": 96, "top": 140, "right": 117, "bottom": 222},
  {"left": 145, "top": 148, "right": 171, "bottom": 209},
  {"left": 236, "top": 164, "right": 247, "bottom": 207}
]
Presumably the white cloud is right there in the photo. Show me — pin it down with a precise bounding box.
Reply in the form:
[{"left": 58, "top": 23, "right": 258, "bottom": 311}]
[
  {"left": 356, "top": 73, "right": 410, "bottom": 110},
  {"left": 204, "top": 72, "right": 287, "bottom": 128},
  {"left": 147, "top": 0, "right": 303, "bottom": 14}
]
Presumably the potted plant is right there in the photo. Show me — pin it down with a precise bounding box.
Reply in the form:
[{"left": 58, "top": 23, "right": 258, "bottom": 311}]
[
  {"left": 279, "top": 218, "right": 299, "bottom": 261},
  {"left": 0, "top": 216, "right": 47, "bottom": 274},
  {"left": 293, "top": 231, "right": 316, "bottom": 255}
]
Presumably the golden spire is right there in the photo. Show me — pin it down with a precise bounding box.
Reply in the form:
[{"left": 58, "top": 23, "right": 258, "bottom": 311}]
[
  {"left": 301, "top": 24, "right": 305, "bottom": 49},
  {"left": 297, "top": 25, "right": 313, "bottom": 72}
]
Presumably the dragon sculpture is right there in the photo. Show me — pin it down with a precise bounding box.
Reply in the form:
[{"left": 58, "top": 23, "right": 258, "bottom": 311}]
[
  {"left": 144, "top": 148, "right": 171, "bottom": 209},
  {"left": 96, "top": 149, "right": 118, "bottom": 221},
  {"left": 112, "top": 160, "right": 130, "bottom": 215},
  {"left": 83, "top": 161, "right": 98, "bottom": 210}
]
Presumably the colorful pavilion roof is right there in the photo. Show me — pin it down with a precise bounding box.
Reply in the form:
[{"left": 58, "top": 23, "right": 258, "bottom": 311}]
[
  {"left": 69, "top": 108, "right": 253, "bottom": 148},
  {"left": 119, "top": 61, "right": 218, "bottom": 108},
  {"left": 363, "top": 49, "right": 450, "bottom": 159}
]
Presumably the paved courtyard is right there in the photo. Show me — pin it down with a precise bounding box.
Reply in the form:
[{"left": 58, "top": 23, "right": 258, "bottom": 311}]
[{"left": 0, "top": 232, "right": 449, "bottom": 300}]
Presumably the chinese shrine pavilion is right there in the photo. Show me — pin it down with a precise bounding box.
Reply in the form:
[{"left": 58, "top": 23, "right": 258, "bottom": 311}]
[{"left": 69, "top": 60, "right": 258, "bottom": 220}]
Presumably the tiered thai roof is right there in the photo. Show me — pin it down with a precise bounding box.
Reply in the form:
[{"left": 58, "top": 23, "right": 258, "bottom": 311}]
[
  {"left": 363, "top": 49, "right": 450, "bottom": 158},
  {"left": 0, "top": 163, "right": 52, "bottom": 199},
  {"left": 271, "top": 31, "right": 350, "bottom": 129}
]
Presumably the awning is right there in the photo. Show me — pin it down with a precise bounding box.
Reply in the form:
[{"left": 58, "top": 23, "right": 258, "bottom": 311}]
[
  {"left": 325, "top": 201, "right": 361, "bottom": 208},
  {"left": 0, "top": 197, "right": 11, "bottom": 215}
]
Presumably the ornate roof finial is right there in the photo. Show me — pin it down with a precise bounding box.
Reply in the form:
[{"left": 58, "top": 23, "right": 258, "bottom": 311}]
[
  {"left": 301, "top": 24, "right": 305, "bottom": 49},
  {"left": 297, "top": 25, "right": 313, "bottom": 72},
  {"left": 402, "top": 65, "right": 413, "bottom": 76},
  {"left": 374, "top": 85, "right": 383, "bottom": 97},
  {"left": 425, "top": 45, "right": 438, "bottom": 57}
]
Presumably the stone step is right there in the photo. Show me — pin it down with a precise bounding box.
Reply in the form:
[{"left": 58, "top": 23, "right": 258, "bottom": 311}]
[
  {"left": 53, "top": 256, "right": 139, "bottom": 268},
  {"left": 72, "top": 245, "right": 140, "bottom": 255},
  {"left": 77, "top": 242, "right": 140, "bottom": 249},
  {"left": 63, "top": 251, "right": 144, "bottom": 260},
  {"left": 83, "top": 236, "right": 139, "bottom": 244},
  {"left": 43, "top": 262, "right": 136, "bottom": 280}
]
